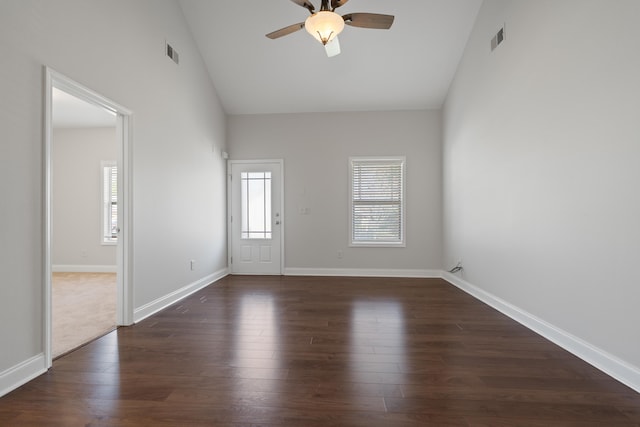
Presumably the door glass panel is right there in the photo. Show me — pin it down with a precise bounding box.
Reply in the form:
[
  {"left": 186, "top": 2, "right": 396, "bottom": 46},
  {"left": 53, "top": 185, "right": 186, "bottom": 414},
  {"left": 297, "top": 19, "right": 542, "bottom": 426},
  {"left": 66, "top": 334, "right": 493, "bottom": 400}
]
[{"left": 241, "top": 172, "right": 272, "bottom": 239}]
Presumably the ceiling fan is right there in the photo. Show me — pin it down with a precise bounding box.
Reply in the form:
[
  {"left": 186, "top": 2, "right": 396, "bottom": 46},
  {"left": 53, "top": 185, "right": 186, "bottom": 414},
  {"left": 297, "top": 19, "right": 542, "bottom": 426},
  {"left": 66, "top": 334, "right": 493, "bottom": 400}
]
[{"left": 266, "top": 0, "right": 395, "bottom": 57}]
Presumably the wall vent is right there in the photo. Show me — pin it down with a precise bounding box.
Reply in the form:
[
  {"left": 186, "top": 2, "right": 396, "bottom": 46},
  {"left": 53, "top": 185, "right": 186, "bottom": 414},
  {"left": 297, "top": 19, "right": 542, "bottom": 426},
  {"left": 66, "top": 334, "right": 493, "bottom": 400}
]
[
  {"left": 491, "top": 26, "right": 505, "bottom": 51},
  {"left": 166, "top": 42, "right": 179, "bottom": 64}
]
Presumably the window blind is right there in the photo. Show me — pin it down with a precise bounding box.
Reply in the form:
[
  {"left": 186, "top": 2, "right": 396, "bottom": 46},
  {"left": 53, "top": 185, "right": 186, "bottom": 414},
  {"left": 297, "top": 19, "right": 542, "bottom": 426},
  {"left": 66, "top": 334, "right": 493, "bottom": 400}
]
[
  {"left": 350, "top": 158, "right": 405, "bottom": 245},
  {"left": 103, "top": 164, "right": 118, "bottom": 243}
]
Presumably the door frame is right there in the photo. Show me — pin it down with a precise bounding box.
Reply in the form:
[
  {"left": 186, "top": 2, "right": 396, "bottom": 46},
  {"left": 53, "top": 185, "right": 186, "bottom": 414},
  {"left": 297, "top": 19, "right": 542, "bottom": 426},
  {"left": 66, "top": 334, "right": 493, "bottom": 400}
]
[
  {"left": 227, "top": 159, "right": 285, "bottom": 275},
  {"left": 44, "top": 67, "right": 134, "bottom": 367}
]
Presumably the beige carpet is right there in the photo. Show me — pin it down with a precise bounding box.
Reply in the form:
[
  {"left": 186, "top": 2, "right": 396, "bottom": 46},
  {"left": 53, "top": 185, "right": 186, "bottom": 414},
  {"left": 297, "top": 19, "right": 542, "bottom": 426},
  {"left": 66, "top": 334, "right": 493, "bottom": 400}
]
[{"left": 52, "top": 272, "right": 117, "bottom": 358}]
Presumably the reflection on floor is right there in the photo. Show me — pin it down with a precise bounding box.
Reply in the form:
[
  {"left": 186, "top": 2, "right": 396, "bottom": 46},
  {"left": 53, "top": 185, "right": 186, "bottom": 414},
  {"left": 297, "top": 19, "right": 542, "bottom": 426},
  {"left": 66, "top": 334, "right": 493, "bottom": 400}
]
[
  {"left": 3, "top": 276, "right": 640, "bottom": 425},
  {"left": 52, "top": 272, "right": 117, "bottom": 358}
]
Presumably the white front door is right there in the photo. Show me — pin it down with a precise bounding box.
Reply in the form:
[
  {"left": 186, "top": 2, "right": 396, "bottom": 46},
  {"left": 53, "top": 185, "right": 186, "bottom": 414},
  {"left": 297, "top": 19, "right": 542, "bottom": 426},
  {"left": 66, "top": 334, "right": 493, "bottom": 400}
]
[{"left": 229, "top": 160, "right": 283, "bottom": 275}]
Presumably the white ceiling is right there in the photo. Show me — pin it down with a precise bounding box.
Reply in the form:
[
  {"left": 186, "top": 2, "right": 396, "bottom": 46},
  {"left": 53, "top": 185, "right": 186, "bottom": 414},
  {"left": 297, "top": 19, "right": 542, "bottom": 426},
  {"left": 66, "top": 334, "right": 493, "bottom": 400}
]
[
  {"left": 179, "top": 0, "right": 482, "bottom": 115},
  {"left": 52, "top": 88, "right": 116, "bottom": 128}
]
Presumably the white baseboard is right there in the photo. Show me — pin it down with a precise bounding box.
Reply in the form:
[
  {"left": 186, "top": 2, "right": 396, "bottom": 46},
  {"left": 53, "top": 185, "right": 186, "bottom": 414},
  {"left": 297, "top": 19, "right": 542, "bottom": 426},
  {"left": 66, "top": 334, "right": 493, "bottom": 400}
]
[
  {"left": 52, "top": 264, "right": 117, "bottom": 273},
  {"left": 134, "top": 268, "right": 229, "bottom": 323},
  {"left": 284, "top": 268, "right": 441, "bottom": 278},
  {"left": 0, "top": 354, "right": 47, "bottom": 398},
  {"left": 442, "top": 271, "right": 640, "bottom": 394}
]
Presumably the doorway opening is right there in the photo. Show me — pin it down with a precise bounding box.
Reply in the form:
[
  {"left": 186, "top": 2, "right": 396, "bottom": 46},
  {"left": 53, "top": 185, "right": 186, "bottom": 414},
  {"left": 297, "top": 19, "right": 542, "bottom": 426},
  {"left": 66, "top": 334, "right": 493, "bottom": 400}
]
[{"left": 44, "top": 68, "right": 133, "bottom": 366}]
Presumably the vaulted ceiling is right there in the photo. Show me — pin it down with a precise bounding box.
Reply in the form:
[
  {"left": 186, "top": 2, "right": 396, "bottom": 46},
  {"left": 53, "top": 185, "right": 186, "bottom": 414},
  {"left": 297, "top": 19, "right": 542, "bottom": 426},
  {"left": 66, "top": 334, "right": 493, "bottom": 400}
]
[{"left": 179, "top": 0, "right": 482, "bottom": 115}]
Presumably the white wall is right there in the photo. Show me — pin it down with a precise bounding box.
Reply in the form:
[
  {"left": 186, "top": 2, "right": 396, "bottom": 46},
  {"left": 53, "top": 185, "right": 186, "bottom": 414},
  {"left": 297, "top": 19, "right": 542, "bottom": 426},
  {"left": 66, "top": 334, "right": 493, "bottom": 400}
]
[
  {"left": 52, "top": 127, "right": 117, "bottom": 269},
  {"left": 443, "top": 0, "right": 640, "bottom": 385},
  {"left": 0, "top": 0, "right": 227, "bottom": 394},
  {"left": 228, "top": 111, "right": 442, "bottom": 274}
]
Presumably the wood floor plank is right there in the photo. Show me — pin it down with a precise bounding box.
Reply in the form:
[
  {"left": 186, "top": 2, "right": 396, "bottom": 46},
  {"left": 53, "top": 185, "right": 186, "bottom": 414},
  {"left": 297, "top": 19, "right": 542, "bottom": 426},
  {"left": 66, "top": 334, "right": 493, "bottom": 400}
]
[{"left": 1, "top": 275, "right": 639, "bottom": 426}]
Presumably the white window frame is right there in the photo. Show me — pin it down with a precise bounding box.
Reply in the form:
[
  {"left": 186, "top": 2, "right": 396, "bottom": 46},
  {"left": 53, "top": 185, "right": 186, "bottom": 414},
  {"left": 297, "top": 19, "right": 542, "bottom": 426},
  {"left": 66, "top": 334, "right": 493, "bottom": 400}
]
[
  {"left": 101, "top": 161, "right": 117, "bottom": 245},
  {"left": 349, "top": 156, "right": 406, "bottom": 248}
]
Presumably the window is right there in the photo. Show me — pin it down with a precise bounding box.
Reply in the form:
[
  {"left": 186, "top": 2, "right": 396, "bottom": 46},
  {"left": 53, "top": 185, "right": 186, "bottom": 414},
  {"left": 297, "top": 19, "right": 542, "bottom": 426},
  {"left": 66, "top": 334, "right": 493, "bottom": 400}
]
[
  {"left": 350, "top": 157, "right": 405, "bottom": 247},
  {"left": 102, "top": 161, "right": 117, "bottom": 244},
  {"left": 241, "top": 171, "right": 272, "bottom": 239}
]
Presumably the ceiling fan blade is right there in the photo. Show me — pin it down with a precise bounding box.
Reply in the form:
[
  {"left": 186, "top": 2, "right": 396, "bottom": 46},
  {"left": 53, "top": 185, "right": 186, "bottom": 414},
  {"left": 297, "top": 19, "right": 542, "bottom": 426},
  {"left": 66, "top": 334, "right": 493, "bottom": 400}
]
[
  {"left": 266, "top": 22, "right": 305, "bottom": 39},
  {"left": 290, "top": 0, "right": 315, "bottom": 13},
  {"left": 325, "top": 36, "right": 341, "bottom": 57},
  {"left": 331, "top": 0, "right": 349, "bottom": 10},
  {"left": 343, "top": 13, "right": 395, "bottom": 30}
]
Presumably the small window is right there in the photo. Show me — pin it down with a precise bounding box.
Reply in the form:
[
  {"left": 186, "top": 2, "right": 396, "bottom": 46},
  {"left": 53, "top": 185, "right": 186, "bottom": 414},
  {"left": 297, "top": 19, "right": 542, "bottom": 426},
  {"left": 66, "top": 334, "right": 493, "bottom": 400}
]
[
  {"left": 241, "top": 171, "right": 272, "bottom": 239},
  {"left": 350, "top": 157, "right": 405, "bottom": 247},
  {"left": 102, "top": 162, "right": 117, "bottom": 244}
]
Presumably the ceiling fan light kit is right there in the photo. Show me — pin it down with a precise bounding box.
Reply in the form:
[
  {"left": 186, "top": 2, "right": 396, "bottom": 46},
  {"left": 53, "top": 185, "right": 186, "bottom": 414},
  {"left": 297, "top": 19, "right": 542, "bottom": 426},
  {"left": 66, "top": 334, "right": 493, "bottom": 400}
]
[
  {"left": 305, "top": 11, "right": 345, "bottom": 45},
  {"left": 266, "top": 0, "right": 394, "bottom": 57}
]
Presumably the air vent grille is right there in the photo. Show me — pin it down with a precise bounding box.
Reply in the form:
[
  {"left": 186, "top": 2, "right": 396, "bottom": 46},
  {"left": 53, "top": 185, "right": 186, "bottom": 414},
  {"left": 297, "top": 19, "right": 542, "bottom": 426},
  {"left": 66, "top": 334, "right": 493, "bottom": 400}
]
[
  {"left": 491, "top": 26, "right": 505, "bottom": 51},
  {"left": 166, "top": 42, "right": 179, "bottom": 64}
]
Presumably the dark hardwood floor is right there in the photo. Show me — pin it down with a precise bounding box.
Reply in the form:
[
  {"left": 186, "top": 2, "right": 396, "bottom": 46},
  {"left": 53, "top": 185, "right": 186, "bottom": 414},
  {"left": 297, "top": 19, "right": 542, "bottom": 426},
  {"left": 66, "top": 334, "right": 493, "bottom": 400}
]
[{"left": 1, "top": 276, "right": 639, "bottom": 426}]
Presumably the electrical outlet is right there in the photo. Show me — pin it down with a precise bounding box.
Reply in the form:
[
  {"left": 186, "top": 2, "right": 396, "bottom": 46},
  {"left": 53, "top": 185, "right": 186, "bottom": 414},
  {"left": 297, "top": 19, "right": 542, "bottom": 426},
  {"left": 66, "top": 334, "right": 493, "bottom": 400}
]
[
  {"left": 190, "top": 260, "right": 196, "bottom": 271},
  {"left": 337, "top": 250, "right": 343, "bottom": 259}
]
